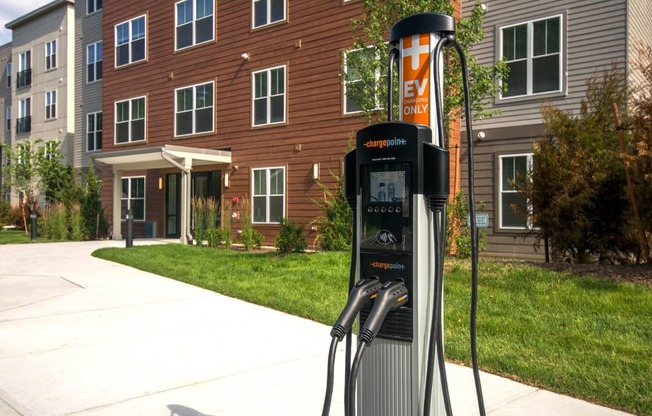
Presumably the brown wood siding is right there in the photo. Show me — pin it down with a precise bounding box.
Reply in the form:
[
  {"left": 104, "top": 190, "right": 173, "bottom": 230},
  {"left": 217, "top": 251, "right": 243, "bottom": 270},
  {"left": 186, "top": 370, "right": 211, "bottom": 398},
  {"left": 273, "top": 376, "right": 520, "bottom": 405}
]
[{"left": 100, "top": 0, "right": 462, "bottom": 245}]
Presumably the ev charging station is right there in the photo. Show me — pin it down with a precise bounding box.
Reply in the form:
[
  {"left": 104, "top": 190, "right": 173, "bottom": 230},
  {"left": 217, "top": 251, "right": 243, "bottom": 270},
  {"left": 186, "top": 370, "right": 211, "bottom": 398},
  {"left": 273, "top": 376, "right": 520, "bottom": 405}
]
[{"left": 321, "top": 12, "right": 485, "bottom": 416}]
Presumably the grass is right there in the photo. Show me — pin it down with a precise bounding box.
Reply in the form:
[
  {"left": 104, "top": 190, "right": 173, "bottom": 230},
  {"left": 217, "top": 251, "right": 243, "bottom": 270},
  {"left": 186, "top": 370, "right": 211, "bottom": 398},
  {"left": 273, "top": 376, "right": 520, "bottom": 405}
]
[
  {"left": 93, "top": 245, "right": 651, "bottom": 416},
  {"left": 0, "top": 229, "right": 67, "bottom": 244}
]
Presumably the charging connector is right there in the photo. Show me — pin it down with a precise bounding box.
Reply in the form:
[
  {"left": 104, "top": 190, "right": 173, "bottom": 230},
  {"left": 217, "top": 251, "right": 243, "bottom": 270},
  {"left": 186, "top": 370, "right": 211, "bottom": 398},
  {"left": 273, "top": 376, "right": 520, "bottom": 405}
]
[
  {"left": 331, "top": 277, "right": 383, "bottom": 340},
  {"left": 359, "top": 280, "right": 409, "bottom": 345}
]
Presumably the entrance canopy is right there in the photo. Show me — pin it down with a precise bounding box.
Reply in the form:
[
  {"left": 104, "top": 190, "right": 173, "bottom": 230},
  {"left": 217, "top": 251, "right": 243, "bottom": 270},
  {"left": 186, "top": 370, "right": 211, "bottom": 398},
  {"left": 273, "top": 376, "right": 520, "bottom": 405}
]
[
  {"left": 91, "top": 144, "right": 231, "bottom": 171},
  {"left": 91, "top": 144, "right": 232, "bottom": 244}
]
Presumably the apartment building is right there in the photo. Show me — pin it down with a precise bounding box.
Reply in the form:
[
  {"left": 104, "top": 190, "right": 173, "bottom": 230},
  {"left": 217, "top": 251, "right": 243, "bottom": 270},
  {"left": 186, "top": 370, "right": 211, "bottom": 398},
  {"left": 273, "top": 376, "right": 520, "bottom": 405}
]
[
  {"left": 4, "top": 0, "right": 76, "bottom": 206},
  {"left": 0, "top": 42, "right": 12, "bottom": 200},
  {"left": 460, "top": 0, "right": 652, "bottom": 258},
  {"left": 94, "top": 0, "right": 370, "bottom": 243}
]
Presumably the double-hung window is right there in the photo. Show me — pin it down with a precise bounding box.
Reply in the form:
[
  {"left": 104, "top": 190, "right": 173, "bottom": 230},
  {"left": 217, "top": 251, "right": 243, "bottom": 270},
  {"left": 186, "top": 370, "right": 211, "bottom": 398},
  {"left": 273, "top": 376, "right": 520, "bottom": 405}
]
[
  {"left": 501, "top": 15, "right": 562, "bottom": 98},
  {"left": 17, "top": 51, "right": 31, "bottom": 88},
  {"left": 87, "top": 112, "right": 102, "bottom": 152},
  {"left": 45, "top": 40, "right": 56, "bottom": 70},
  {"left": 252, "top": 167, "right": 285, "bottom": 223},
  {"left": 121, "top": 176, "right": 145, "bottom": 221},
  {"left": 45, "top": 90, "right": 56, "bottom": 120},
  {"left": 175, "top": 0, "right": 214, "bottom": 50},
  {"left": 175, "top": 81, "right": 214, "bottom": 136},
  {"left": 5, "top": 106, "right": 10, "bottom": 131},
  {"left": 115, "top": 15, "right": 146, "bottom": 67},
  {"left": 6, "top": 62, "right": 11, "bottom": 88},
  {"left": 343, "top": 46, "right": 385, "bottom": 114},
  {"left": 87, "top": 0, "right": 102, "bottom": 14},
  {"left": 253, "top": 0, "right": 285, "bottom": 29},
  {"left": 17, "top": 98, "right": 31, "bottom": 133},
  {"left": 87, "top": 41, "right": 103, "bottom": 82},
  {"left": 499, "top": 154, "right": 533, "bottom": 229},
  {"left": 115, "top": 97, "right": 145, "bottom": 143},
  {"left": 252, "top": 66, "right": 285, "bottom": 126}
]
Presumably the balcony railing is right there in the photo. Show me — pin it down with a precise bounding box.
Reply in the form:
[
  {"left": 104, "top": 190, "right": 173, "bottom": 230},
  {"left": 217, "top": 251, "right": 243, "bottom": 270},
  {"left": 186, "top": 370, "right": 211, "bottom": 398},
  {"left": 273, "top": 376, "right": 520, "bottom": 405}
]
[
  {"left": 16, "top": 69, "right": 32, "bottom": 88},
  {"left": 16, "top": 116, "right": 31, "bottom": 133}
]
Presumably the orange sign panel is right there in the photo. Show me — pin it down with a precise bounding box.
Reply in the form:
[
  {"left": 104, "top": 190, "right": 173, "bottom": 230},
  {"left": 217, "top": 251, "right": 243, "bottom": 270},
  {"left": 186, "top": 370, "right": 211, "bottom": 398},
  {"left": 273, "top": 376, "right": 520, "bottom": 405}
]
[{"left": 401, "top": 33, "right": 431, "bottom": 126}]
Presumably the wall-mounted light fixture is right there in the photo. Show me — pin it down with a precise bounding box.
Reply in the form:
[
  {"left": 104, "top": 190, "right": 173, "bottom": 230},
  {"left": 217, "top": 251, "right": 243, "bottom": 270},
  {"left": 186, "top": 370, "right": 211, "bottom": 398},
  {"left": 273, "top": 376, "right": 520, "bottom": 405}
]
[
  {"left": 241, "top": 52, "right": 250, "bottom": 61},
  {"left": 158, "top": 177, "right": 163, "bottom": 190},
  {"left": 224, "top": 173, "right": 230, "bottom": 188},
  {"left": 312, "top": 163, "right": 320, "bottom": 181}
]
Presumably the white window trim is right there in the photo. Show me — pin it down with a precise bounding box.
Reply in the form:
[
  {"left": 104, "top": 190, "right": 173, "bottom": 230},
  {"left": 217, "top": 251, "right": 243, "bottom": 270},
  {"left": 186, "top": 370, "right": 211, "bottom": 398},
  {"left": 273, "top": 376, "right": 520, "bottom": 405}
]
[
  {"left": 121, "top": 176, "right": 146, "bottom": 221},
  {"left": 114, "top": 96, "right": 146, "bottom": 144},
  {"left": 174, "top": 81, "right": 215, "bottom": 137},
  {"left": 252, "top": 0, "right": 286, "bottom": 29},
  {"left": 86, "top": 111, "right": 102, "bottom": 152},
  {"left": 114, "top": 15, "right": 147, "bottom": 68},
  {"left": 87, "top": 41, "right": 103, "bottom": 84},
  {"left": 251, "top": 65, "right": 286, "bottom": 127},
  {"left": 45, "top": 90, "right": 57, "bottom": 120},
  {"left": 499, "top": 14, "right": 563, "bottom": 100},
  {"left": 174, "top": 0, "right": 215, "bottom": 51},
  {"left": 45, "top": 40, "right": 56, "bottom": 71},
  {"left": 499, "top": 153, "right": 534, "bottom": 230},
  {"left": 18, "top": 97, "right": 30, "bottom": 119},
  {"left": 251, "top": 166, "right": 285, "bottom": 224}
]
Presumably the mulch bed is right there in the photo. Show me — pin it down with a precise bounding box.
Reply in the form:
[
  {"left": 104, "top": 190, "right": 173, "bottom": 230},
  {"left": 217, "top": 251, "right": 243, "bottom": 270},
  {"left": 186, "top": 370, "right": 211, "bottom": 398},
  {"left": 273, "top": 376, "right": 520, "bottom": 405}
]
[{"left": 528, "top": 261, "right": 652, "bottom": 288}]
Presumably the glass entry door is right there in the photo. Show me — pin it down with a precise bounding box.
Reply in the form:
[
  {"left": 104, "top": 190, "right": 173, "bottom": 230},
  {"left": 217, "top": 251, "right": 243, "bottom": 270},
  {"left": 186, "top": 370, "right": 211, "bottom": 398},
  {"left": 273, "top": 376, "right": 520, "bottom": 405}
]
[{"left": 165, "top": 173, "right": 181, "bottom": 238}]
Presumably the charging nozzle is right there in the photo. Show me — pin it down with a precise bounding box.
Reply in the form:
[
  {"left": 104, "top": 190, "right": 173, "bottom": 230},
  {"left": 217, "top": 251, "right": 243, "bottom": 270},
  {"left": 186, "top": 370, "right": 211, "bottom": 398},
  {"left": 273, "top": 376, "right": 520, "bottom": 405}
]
[
  {"left": 359, "top": 280, "right": 409, "bottom": 345},
  {"left": 330, "top": 277, "right": 383, "bottom": 341}
]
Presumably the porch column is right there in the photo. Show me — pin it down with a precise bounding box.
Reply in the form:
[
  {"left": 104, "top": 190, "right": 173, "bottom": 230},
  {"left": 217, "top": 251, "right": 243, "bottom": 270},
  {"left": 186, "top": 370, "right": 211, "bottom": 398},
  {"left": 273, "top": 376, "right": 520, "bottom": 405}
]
[
  {"left": 112, "top": 169, "right": 123, "bottom": 240},
  {"left": 179, "top": 157, "right": 193, "bottom": 244}
]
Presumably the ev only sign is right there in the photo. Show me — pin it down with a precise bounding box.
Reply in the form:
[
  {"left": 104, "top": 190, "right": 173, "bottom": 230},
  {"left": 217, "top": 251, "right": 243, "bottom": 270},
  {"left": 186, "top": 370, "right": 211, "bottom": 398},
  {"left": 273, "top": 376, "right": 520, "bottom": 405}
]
[{"left": 467, "top": 213, "right": 489, "bottom": 229}]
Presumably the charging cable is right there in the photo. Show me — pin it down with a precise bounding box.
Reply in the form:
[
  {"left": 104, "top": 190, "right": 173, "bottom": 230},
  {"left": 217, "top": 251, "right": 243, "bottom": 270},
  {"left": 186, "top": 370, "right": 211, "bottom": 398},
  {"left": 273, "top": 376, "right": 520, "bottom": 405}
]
[
  {"left": 321, "top": 277, "right": 382, "bottom": 416},
  {"left": 347, "top": 280, "right": 409, "bottom": 416}
]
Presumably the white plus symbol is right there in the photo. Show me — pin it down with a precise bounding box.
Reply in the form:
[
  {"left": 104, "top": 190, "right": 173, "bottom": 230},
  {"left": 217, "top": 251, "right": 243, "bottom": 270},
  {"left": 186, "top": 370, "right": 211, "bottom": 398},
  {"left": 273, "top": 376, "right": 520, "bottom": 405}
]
[{"left": 403, "top": 34, "right": 430, "bottom": 70}]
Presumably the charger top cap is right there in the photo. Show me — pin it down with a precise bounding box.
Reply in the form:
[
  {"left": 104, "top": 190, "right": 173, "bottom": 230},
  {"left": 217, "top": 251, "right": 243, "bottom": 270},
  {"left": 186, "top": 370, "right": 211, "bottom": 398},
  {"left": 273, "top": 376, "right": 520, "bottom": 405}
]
[{"left": 389, "top": 12, "right": 455, "bottom": 44}]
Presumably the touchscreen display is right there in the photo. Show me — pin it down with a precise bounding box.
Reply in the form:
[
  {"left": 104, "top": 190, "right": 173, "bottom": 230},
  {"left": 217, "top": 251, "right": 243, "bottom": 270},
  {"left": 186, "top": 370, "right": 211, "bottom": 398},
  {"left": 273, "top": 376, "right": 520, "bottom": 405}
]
[{"left": 369, "top": 170, "right": 406, "bottom": 203}]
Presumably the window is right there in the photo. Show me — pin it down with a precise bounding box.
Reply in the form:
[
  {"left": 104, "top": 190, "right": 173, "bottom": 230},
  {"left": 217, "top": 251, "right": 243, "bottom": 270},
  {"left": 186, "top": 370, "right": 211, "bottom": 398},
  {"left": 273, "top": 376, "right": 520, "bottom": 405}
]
[
  {"left": 87, "top": 0, "right": 102, "bottom": 14},
  {"left": 42, "top": 141, "right": 58, "bottom": 160},
  {"left": 252, "top": 66, "right": 285, "bottom": 126},
  {"left": 87, "top": 112, "right": 102, "bottom": 152},
  {"left": 115, "top": 15, "right": 146, "bottom": 67},
  {"left": 252, "top": 167, "right": 285, "bottom": 223},
  {"left": 343, "top": 46, "right": 385, "bottom": 114},
  {"left": 121, "top": 176, "right": 145, "bottom": 221},
  {"left": 499, "top": 154, "right": 533, "bottom": 229},
  {"left": 501, "top": 15, "right": 562, "bottom": 98},
  {"left": 175, "top": 0, "right": 214, "bottom": 50},
  {"left": 45, "top": 90, "right": 56, "bottom": 119},
  {"left": 45, "top": 40, "right": 56, "bottom": 70},
  {"left": 17, "top": 51, "right": 31, "bottom": 88},
  {"left": 175, "top": 81, "right": 214, "bottom": 136},
  {"left": 87, "top": 41, "right": 103, "bottom": 82},
  {"left": 17, "top": 98, "right": 31, "bottom": 133},
  {"left": 6, "top": 62, "right": 10, "bottom": 88},
  {"left": 5, "top": 106, "right": 10, "bottom": 131},
  {"left": 253, "top": 0, "right": 285, "bottom": 28},
  {"left": 115, "top": 97, "right": 145, "bottom": 143}
]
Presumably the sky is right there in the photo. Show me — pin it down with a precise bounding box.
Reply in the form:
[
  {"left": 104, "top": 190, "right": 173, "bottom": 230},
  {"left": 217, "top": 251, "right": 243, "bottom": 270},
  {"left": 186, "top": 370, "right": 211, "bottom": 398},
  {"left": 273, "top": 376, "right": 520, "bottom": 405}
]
[{"left": 0, "top": 0, "right": 53, "bottom": 46}]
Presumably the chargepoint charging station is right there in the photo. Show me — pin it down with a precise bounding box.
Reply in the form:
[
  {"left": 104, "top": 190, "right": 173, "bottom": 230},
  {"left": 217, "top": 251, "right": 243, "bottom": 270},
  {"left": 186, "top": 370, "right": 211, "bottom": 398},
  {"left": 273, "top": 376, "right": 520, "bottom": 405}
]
[{"left": 321, "top": 12, "right": 485, "bottom": 416}]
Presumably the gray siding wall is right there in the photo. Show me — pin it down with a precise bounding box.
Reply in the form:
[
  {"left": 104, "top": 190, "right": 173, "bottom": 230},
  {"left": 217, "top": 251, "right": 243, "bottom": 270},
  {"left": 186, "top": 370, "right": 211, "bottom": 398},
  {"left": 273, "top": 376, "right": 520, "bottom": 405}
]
[
  {"left": 459, "top": 0, "right": 630, "bottom": 258},
  {"left": 1, "top": 43, "right": 11, "bottom": 147},
  {"left": 75, "top": 1, "right": 103, "bottom": 169}
]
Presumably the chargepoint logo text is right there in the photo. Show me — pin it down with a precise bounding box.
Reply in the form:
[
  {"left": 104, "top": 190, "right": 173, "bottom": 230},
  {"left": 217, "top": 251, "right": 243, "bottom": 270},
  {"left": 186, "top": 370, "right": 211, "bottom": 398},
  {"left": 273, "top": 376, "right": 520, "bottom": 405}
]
[
  {"left": 370, "top": 261, "right": 407, "bottom": 271},
  {"left": 363, "top": 137, "right": 407, "bottom": 150}
]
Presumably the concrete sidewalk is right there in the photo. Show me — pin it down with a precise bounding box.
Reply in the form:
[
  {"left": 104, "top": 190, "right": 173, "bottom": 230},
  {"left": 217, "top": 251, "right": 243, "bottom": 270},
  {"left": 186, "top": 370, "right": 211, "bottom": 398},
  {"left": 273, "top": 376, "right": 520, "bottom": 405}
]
[{"left": 0, "top": 240, "right": 635, "bottom": 416}]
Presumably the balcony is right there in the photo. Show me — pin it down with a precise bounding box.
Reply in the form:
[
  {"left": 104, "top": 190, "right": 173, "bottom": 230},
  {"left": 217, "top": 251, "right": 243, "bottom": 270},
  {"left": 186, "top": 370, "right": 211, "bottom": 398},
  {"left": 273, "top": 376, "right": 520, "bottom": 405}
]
[
  {"left": 16, "top": 69, "right": 32, "bottom": 89},
  {"left": 16, "top": 116, "right": 31, "bottom": 134}
]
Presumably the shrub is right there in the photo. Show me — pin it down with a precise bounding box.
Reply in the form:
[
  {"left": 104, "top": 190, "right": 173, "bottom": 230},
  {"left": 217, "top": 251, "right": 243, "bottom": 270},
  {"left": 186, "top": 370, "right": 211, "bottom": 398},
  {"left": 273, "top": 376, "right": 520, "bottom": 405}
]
[
  {"left": 276, "top": 218, "right": 307, "bottom": 253},
  {"left": 69, "top": 203, "right": 86, "bottom": 241},
  {"left": 237, "top": 197, "right": 263, "bottom": 250},
  {"left": 206, "top": 227, "right": 223, "bottom": 248},
  {"left": 223, "top": 201, "right": 232, "bottom": 249},
  {"left": 447, "top": 191, "right": 486, "bottom": 259},
  {"left": 312, "top": 173, "right": 352, "bottom": 251}
]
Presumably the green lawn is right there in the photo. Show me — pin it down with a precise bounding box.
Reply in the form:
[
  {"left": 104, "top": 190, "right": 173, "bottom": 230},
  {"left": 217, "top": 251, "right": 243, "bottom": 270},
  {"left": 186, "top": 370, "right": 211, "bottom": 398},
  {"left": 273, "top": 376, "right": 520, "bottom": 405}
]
[
  {"left": 0, "top": 229, "right": 33, "bottom": 244},
  {"left": 93, "top": 245, "right": 651, "bottom": 416}
]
